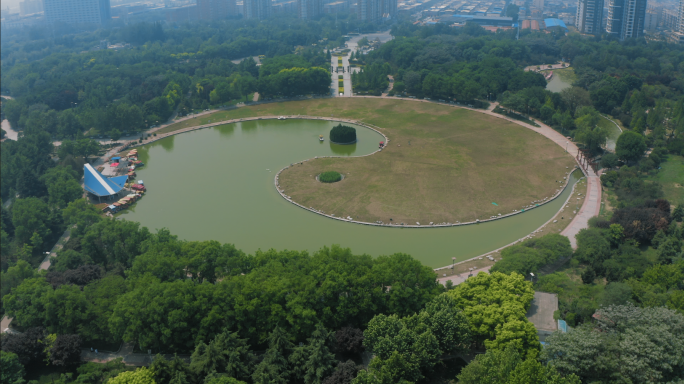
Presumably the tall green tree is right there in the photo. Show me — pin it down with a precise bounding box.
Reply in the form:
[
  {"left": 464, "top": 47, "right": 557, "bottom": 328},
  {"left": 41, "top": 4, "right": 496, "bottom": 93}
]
[
  {"left": 615, "top": 131, "right": 646, "bottom": 163},
  {"left": 11, "top": 197, "right": 51, "bottom": 247},
  {"left": 447, "top": 272, "right": 538, "bottom": 355},
  {"left": 3, "top": 277, "right": 51, "bottom": 328},
  {"left": 458, "top": 346, "right": 580, "bottom": 384},
  {"left": 108, "top": 367, "right": 156, "bottom": 384},
  {"left": 62, "top": 198, "right": 102, "bottom": 237},
  {"left": 190, "top": 330, "right": 255, "bottom": 382},
  {"left": 252, "top": 327, "right": 293, "bottom": 384},
  {"left": 290, "top": 324, "right": 337, "bottom": 384},
  {"left": 40, "top": 166, "right": 82, "bottom": 208},
  {"left": 0, "top": 351, "right": 25, "bottom": 384},
  {"left": 542, "top": 304, "right": 684, "bottom": 383}
]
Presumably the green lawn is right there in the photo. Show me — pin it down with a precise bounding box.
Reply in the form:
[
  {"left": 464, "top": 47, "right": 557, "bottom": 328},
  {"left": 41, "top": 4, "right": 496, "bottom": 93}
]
[
  {"left": 158, "top": 98, "right": 575, "bottom": 224},
  {"left": 553, "top": 68, "right": 577, "bottom": 84},
  {"left": 647, "top": 155, "right": 684, "bottom": 206}
]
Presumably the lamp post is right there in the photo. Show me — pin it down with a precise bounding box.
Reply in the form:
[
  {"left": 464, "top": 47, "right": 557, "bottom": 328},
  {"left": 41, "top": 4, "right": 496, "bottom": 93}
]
[{"left": 565, "top": 141, "right": 569, "bottom": 153}]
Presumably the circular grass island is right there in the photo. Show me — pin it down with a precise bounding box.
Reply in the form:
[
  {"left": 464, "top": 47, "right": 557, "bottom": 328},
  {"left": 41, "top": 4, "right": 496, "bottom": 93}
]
[
  {"left": 318, "top": 171, "right": 343, "bottom": 183},
  {"left": 330, "top": 124, "right": 357, "bottom": 144},
  {"left": 277, "top": 99, "right": 576, "bottom": 226}
]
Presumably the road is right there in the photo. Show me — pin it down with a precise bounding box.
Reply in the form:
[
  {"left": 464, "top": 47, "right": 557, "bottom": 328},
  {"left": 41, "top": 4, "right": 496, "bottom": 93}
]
[{"left": 329, "top": 32, "right": 394, "bottom": 97}]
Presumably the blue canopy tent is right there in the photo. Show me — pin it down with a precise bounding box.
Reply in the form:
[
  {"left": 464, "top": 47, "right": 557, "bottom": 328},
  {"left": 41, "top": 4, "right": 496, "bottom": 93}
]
[
  {"left": 544, "top": 18, "right": 568, "bottom": 32},
  {"left": 83, "top": 164, "right": 126, "bottom": 201}
]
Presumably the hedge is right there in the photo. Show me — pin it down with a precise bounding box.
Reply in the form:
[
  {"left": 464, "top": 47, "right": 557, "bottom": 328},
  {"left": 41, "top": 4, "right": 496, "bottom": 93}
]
[{"left": 319, "top": 171, "right": 343, "bottom": 183}]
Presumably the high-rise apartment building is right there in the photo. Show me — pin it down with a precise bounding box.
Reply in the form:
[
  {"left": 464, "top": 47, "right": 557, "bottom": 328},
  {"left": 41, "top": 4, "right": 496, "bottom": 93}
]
[
  {"left": 606, "top": 0, "right": 647, "bottom": 39},
  {"left": 197, "top": 0, "right": 236, "bottom": 20},
  {"left": 533, "top": 0, "right": 544, "bottom": 10},
  {"left": 44, "top": 0, "right": 111, "bottom": 24},
  {"left": 662, "top": 8, "right": 677, "bottom": 29},
  {"left": 382, "top": 0, "right": 397, "bottom": 17},
  {"left": 576, "top": 0, "right": 604, "bottom": 34},
  {"left": 359, "top": 0, "right": 395, "bottom": 21},
  {"left": 323, "top": 1, "right": 347, "bottom": 13},
  {"left": 244, "top": 0, "right": 271, "bottom": 18},
  {"left": 359, "top": 0, "right": 379, "bottom": 21},
  {"left": 643, "top": 8, "right": 658, "bottom": 30},
  {"left": 19, "top": 0, "right": 43, "bottom": 16},
  {"left": 298, "top": 0, "right": 321, "bottom": 19}
]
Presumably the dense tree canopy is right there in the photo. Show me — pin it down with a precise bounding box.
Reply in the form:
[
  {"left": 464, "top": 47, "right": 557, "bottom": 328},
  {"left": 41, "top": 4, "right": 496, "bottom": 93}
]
[
  {"left": 491, "top": 234, "right": 571, "bottom": 276},
  {"left": 448, "top": 272, "right": 538, "bottom": 355},
  {"left": 542, "top": 305, "right": 684, "bottom": 383}
]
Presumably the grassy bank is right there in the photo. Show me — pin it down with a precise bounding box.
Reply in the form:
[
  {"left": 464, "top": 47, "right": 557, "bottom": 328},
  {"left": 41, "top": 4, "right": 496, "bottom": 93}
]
[
  {"left": 646, "top": 154, "right": 684, "bottom": 205},
  {"left": 554, "top": 67, "right": 577, "bottom": 84}
]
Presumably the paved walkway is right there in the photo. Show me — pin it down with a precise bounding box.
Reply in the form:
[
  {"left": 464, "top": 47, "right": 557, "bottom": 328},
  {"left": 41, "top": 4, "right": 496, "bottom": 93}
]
[
  {"left": 0, "top": 316, "right": 14, "bottom": 334},
  {"left": 437, "top": 266, "right": 491, "bottom": 286},
  {"left": 526, "top": 292, "right": 559, "bottom": 331},
  {"left": 1, "top": 119, "right": 19, "bottom": 141},
  {"left": 381, "top": 75, "right": 394, "bottom": 97},
  {"left": 331, "top": 54, "right": 353, "bottom": 97},
  {"left": 524, "top": 63, "right": 570, "bottom": 71},
  {"left": 561, "top": 175, "right": 601, "bottom": 248},
  {"left": 81, "top": 342, "right": 190, "bottom": 366}
]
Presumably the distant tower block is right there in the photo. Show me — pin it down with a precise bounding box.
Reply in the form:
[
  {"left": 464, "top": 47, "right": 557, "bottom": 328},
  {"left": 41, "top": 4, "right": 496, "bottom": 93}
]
[
  {"left": 576, "top": 0, "right": 604, "bottom": 34},
  {"left": 298, "top": 0, "right": 321, "bottom": 19},
  {"left": 606, "top": 0, "right": 647, "bottom": 40}
]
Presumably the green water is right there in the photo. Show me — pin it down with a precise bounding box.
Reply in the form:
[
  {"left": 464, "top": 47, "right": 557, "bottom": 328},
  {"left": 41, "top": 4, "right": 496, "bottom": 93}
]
[
  {"left": 546, "top": 74, "right": 572, "bottom": 93},
  {"left": 121, "top": 119, "right": 579, "bottom": 268},
  {"left": 603, "top": 116, "right": 622, "bottom": 152}
]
